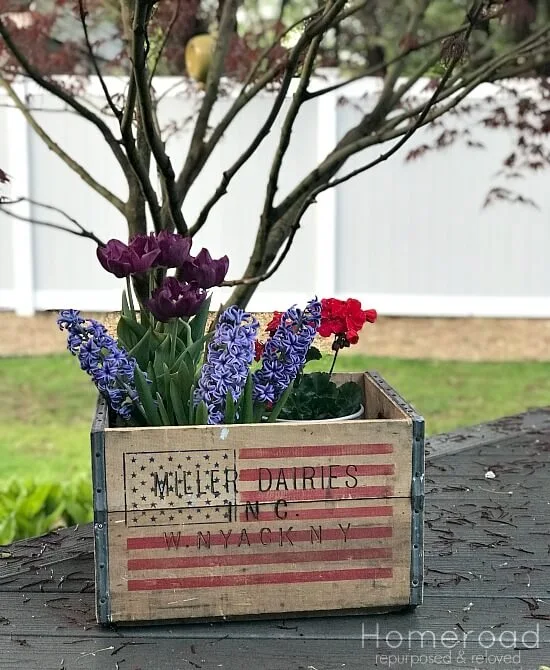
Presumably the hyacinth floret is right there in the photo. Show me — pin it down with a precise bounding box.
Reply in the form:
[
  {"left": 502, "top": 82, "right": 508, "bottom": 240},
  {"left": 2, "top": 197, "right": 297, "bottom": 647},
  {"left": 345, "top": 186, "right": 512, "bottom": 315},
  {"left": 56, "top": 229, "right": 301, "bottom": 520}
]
[
  {"left": 194, "top": 305, "right": 259, "bottom": 425},
  {"left": 253, "top": 298, "right": 321, "bottom": 404},
  {"left": 57, "top": 310, "right": 141, "bottom": 421}
]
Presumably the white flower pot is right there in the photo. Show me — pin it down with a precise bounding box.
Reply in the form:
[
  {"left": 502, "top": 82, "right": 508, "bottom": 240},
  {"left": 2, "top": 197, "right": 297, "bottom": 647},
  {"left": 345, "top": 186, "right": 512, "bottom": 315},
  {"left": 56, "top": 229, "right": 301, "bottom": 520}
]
[{"left": 276, "top": 404, "right": 364, "bottom": 423}]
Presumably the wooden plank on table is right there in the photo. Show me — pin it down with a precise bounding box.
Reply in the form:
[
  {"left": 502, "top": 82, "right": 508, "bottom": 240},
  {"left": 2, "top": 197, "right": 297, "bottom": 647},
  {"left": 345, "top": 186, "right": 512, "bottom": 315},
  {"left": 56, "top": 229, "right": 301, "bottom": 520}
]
[
  {"left": 0, "top": 628, "right": 548, "bottom": 670},
  {"left": 427, "top": 407, "right": 550, "bottom": 460},
  {"left": 1, "top": 592, "right": 549, "bottom": 640}
]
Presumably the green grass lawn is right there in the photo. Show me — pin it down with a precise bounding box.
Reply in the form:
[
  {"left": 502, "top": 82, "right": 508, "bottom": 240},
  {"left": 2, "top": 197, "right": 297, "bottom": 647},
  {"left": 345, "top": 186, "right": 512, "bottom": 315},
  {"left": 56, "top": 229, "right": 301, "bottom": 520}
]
[{"left": 1, "top": 353, "right": 550, "bottom": 482}]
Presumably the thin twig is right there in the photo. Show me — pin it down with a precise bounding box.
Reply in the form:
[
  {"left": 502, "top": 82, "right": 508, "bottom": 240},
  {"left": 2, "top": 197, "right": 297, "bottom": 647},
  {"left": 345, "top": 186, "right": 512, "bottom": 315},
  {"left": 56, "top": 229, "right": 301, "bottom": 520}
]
[
  {"left": 148, "top": 0, "right": 182, "bottom": 83},
  {"left": 0, "top": 197, "right": 104, "bottom": 245},
  {"left": 0, "top": 18, "right": 133, "bottom": 182},
  {"left": 262, "top": 0, "right": 347, "bottom": 226},
  {"left": 224, "top": 1, "right": 486, "bottom": 290},
  {"left": 132, "top": 0, "right": 187, "bottom": 233},
  {"left": 190, "top": 0, "right": 372, "bottom": 234},
  {"left": 175, "top": 0, "right": 240, "bottom": 203},
  {"left": 240, "top": 4, "right": 324, "bottom": 92},
  {"left": 0, "top": 77, "right": 125, "bottom": 213},
  {"left": 78, "top": 0, "right": 121, "bottom": 120},
  {"left": 221, "top": 215, "right": 300, "bottom": 287},
  {"left": 306, "top": 24, "right": 471, "bottom": 101}
]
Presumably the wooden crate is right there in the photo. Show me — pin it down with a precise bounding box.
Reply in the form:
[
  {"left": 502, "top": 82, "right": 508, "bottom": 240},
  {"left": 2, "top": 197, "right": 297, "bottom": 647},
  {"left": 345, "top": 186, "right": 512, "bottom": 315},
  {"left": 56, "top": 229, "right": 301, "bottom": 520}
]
[{"left": 91, "top": 371, "right": 424, "bottom": 624}]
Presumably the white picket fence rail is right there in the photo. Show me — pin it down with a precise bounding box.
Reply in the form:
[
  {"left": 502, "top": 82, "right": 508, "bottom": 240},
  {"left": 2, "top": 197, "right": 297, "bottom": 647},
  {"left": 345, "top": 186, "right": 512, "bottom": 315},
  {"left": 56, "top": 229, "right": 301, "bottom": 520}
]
[{"left": 1, "top": 76, "right": 549, "bottom": 317}]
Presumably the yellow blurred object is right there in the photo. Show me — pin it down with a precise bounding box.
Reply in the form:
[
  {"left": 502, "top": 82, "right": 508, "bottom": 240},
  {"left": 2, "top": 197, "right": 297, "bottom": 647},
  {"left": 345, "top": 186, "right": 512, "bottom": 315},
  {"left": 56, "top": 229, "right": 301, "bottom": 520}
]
[{"left": 185, "top": 34, "right": 214, "bottom": 84}]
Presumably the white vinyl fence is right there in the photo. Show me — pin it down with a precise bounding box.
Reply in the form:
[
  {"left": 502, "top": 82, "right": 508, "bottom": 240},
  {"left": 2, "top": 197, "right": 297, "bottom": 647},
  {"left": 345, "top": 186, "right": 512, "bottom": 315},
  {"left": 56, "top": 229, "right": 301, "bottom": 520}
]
[{"left": 1, "top": 76, "right": 549, "bottom": 317}]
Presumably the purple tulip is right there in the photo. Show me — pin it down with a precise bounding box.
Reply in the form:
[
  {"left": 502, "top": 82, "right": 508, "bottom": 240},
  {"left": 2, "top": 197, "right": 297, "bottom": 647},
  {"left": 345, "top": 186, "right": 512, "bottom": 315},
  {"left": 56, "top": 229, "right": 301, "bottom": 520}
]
[
  {"left": 180, "top": 248, "right": 229, "bottom": 289},
  {"left": 155, "top": 230, "right": 192, "bottom": 269},
  {"left": 128, "top": 234, "right": 161, "bottom": 273},
  {"left": 146, "top": 277, "right": 206, "bottom": 321},
  {"left": 97, "top": 240, "right": 134, "bottom": 278},
  {"left": 97, "top": 235, "right": 160, "bottom": 278}
]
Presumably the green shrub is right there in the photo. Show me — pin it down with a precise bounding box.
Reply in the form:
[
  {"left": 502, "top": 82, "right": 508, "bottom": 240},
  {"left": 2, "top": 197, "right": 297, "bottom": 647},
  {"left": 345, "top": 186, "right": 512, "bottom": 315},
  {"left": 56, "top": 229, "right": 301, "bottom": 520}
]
[{"left": 0, "top": 475, "right": 93, "bottom": 544}]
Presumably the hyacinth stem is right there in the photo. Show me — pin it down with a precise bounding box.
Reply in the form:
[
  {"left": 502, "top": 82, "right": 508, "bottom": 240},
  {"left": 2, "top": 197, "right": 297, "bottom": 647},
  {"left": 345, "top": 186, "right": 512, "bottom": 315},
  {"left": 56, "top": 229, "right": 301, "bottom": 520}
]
[
  {"left": 125, "top": 276, "right": 136, "bottom": 319},
  {"left": 328, "top": 346, "right": 339, "bottom": 378}
]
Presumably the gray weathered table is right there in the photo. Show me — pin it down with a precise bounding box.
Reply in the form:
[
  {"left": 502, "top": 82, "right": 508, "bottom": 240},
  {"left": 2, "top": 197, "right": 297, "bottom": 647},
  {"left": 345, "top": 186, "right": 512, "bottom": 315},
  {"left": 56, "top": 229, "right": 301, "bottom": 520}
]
[{"left": 1, "top": 410, "right": 549, "bottom": 670}]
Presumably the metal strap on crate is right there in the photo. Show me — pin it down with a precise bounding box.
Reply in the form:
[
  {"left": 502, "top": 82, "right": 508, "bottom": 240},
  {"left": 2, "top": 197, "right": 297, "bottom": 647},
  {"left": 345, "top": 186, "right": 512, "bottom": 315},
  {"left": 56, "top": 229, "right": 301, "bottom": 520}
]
[
  {"left": 91, "top": 396, "right": 111, "bottom": 623},
  {"left": 366, "top": 371, "right": 425, "bottom": 607}
]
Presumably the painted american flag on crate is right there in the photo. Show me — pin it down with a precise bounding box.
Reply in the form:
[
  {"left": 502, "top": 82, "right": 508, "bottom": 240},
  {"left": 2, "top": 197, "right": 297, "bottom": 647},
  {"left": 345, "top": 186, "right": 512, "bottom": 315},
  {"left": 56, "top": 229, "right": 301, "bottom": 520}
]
[{"left": 122, "top": 441, "right": 402, "bottom": 594}]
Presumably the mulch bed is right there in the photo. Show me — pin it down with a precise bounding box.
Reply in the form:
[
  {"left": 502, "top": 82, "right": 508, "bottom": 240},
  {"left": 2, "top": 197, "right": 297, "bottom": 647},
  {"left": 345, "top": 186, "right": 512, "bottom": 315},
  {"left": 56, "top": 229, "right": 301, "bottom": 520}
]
[{"left": 2, "top": 311, "right": 549, "bottom": 361}]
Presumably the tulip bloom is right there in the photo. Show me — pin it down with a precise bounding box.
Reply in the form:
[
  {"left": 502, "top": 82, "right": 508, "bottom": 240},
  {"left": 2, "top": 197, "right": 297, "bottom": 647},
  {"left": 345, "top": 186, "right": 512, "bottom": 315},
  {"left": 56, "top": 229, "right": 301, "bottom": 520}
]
[
  {"left": 97, "top": 235, "right": 160, "bottom": 278},
  {"left": 155, "top": 230, "right": 192, "bottom": 269},
  {"left": 180, "top": 248, "right": 229, "bottom": 289},
  {"left": 146, "top": 277, "right": 206, "bottom": 321}
]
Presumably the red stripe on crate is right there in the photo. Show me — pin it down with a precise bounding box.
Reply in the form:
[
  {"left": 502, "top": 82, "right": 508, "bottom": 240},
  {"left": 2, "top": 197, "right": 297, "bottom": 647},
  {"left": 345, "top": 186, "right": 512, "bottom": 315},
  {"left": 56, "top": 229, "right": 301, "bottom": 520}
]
[
  {"left": 128, "top": 547, "right": 392, "bottom": 571},
  {"left": 128, "top": 567, "right": 394, "bottom": 591},
  {"left": 239, "top": 485, "right": 394, "bottom": 503},
  {"left": 238, "top": 504, "right": 394, "bottom": 522},
  {"left": 239, "top": 444, "right": 393, "bottom": 459},
  {"left": 127, "top": 525, "right": 393, "bottom": 551},
  {"left": 238, "top": 464, "right": 395, "bottom": 482}
]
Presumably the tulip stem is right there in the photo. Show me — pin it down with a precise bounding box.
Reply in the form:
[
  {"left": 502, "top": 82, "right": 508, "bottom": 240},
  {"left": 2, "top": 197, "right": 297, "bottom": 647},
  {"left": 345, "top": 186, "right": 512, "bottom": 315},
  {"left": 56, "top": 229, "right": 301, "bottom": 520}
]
[
  {"left": 126, "top": 276, "right": 136, "bottom": 320},
  {"left": 170, "top": 318, "right": 178, "bottom": 361}
]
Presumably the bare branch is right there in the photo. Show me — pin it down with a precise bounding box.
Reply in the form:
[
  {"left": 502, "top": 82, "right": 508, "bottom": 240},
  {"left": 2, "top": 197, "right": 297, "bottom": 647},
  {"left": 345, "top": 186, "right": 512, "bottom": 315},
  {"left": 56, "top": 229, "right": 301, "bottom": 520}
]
[
  {"left": 176, "top": 0, "right": 240, "bottom": 202},
  {"left": 221, "top": 217, "right": 300, "bottom": 287},
  {"left": 0, "top": 17, "right": 134, "bottom": 182},
  {"left": 306, "top": 23, "right": 471, "bottom": 101},
  {"left": 226, "top": 0, "right": 487, "bottom": 296},
  {"left": 189, "top": 0, "right": 373, "bottom": 233},
  {"left": 113, "top": 0, "right": 163, "bottom": 234},
  {"left": 0, "top": 77, "right": 125, "bottom": 213},
  {"left": 261, "top": 0, "right": 347, "bottom": 226},
  {"left": 78, "top": 0, "right": 121, "bottom": 121},
  {"left": 0, "top": 197, "right": 104, "bottom": 245},
  {"left": 381, "top": 26, "right": 550, "bottom": 139},
  {"left": 132, "top": 0, "right": 187, "bottom": 233},
  {"left": 148, "top": 0, "right": 181, "bottom": 83},
  {"left": 240, "top": 4, "right": 324, "bottom": 92}
]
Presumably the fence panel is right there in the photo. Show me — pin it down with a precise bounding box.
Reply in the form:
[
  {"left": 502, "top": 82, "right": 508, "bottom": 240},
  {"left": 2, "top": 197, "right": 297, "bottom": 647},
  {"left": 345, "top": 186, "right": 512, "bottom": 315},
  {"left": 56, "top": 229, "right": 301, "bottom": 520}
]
[{"left": 1, "top": 77, "right": 548, "bottom": 317}]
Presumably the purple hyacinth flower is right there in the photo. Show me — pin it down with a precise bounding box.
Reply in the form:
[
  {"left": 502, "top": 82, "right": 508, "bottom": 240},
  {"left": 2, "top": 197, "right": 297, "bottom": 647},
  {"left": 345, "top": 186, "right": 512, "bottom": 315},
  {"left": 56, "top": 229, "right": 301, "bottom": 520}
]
[
  {"left": 57, "top": 310, "right": 143, "bottom": 421},
  {"left": 195, "top": 306, "right": 259, "bottom": 425},
  {"left": 180, "top": 248, "right": 229, "bottom": 289},
  {"left": 57, "top": 309, "right": 84, "bottom": 331},
  {"left": 253, "top": 298, "right": 321, "bottom": 404},
  {"left": 155, "top": 230, "right": 192, "bottom": 269},
  {"left": 146, "top": 277, "right": 206, "bottom": 322}
]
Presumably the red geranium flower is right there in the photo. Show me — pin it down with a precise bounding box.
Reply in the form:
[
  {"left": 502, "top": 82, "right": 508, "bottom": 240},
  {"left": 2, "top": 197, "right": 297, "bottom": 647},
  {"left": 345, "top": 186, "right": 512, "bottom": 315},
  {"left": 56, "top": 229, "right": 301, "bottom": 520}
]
[
  {"left": 319, "top": 298, "right": 377, "bottom": 346},
  {"left": 265, "top": 311, "right": 283, "bottom": 336},
  {"left": 254, "top": 340, "right": 265, "bottom": 362}
]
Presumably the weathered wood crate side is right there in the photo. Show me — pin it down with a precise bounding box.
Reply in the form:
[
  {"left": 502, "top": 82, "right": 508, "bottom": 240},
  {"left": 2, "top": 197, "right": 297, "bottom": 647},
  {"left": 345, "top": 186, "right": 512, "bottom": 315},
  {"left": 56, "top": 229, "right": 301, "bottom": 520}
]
[{"left": 91, "top": 372, "right": 424, "bottom": 624}]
